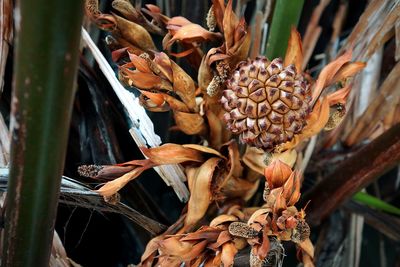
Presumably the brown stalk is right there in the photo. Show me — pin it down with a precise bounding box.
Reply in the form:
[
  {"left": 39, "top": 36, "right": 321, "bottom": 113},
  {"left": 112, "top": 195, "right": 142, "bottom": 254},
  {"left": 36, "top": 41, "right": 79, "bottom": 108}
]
[
  {"left": 0, "top": 0, "right": 12, "bottom": 93},
  {"left": 345, "top": 61, "right": 400, "bottom": 146},
  {"left": 303, "top": 123, "right": 400, "bottom": 226},
  {"left": 301, "top": 0, "right": 330, "bottom": 69},
  {"left": 396, "top": 19, "right": 400, "bottom": 61},
  {"left": 344, "top": 201, "right": 400, "bottom": 242},
  {"left": 329, "top": 3, "right": 347, "bottom": 45}
]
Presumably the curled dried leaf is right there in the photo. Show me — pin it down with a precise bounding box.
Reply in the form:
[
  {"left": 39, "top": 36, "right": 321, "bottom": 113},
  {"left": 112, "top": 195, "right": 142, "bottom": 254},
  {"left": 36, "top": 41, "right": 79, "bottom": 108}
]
[
  {"left": 96, "top": 166, "right": 149, "bottom": 197},
  {"left": 185, "top": 158, "right": 223, "bottom": 227},
  {"left": 331, "top": 61, "right": 366, "bottom": 84},
  {"left": 327, "top": 85, "right": 351, "bottom": 106},
  {"left": 170, "top": 60, "right": 197, "bottom": 111},
  {"left": 173, "top": 111, "right": 207, "bottom": 136},
  {"left": 312, "top": 50, "right": 352, "bottom": 101},
  {"left": 128, "top": 53, "right": 152, "bottom": 73},
  {"left": 182, "top": 144, "right": 225, "bottom": 159},
  {"left": 112, "top": 14, "right": 156, "bottom": 51},
  {"left": 141, "top": 143, "right": 204, "bottom": 165},
  {"left": 221, "top": 241, "right": 238, "bottom": 267},
  {"left": 121, "top": 67, "right": 173, "bottom": 90},
  {"left": 284, "top": 27, "right": 303, "bottom": 71},
  {"left": 166, "top": 23, "right": 222, "bottom": 48},
  {"left": 210, "top": 214, "right": 239, "bottom": 227}
]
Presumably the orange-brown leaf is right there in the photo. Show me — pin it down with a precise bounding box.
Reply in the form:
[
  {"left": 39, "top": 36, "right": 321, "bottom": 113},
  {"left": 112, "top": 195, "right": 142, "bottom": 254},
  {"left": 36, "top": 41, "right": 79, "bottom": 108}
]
[
  {"left": 185, "top": 157, "right": 223, "bottom": 227},
  {"left": 166, "top": 23, "right": 222, "bottom": 48},
  {"left": 113, "top": 14, "right": 156, "bottom": 51},
  {"left": 141, "top": 143, "right": 204, "bottom": 165},
  {"left": 299, "top": 238, "right": 314, "bottom": 259},
  {"left": 221, "top": 241, "right": 238, "bottom": 267},
  {"left": 153, "top": 52, "right": 173, "bottom": 82},
  {"left": 170, "top": 60, "right": 197, "bottom": 111},
  {"left": 223, "top": 0, "right": 238, "bottom": 51},
  {"left": 312, "top": 49, "right": 352, "bottom": 101},
  {"left": 173, "top": 111, "right": 207, "bottom": 136},
  {"left": 257, "top": 227, "right": 271, "bottom": 260},
  {"left": 284, "top": 27, "right": 303, "bottom": 71},
  {"left": 129, "top": 53, "right": 152, "bottom": 73},
  {"left": 139, "top": 90, "right": 165, "bottom": 106},
  {"left": 331, "top": 61, "right": 366, "bottom": 84},
  {"left": 209, "top": 214, "right": 239, "bottom": 227},
  {"left": 327, "top": 85, "right": 351, "bottom": 105},
  {"left": 121, "top": 68, "right": 173, "bottom": 90},
  {"left": 182, "top": 144, "right": 225, "bottom": 159},
  {"left": 96, "top": 166, "right": 148, "bottom": 197}
]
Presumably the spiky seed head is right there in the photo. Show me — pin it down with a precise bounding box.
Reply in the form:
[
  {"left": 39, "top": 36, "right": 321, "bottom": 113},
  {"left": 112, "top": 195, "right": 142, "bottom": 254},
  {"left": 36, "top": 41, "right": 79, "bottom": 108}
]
[
  {"left": 78, "top": 164, "right": 103, "bottom": 178},
  {"left": 221, "top": 56, "right": 312, "bottom": 150}
]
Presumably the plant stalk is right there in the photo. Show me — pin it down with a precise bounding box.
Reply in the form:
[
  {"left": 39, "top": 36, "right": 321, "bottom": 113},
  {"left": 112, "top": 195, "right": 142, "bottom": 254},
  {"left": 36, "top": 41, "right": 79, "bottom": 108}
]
[
  {"left": 303, "top": 123, "right": 400, "bottom": 226},
  {"left": 265, "top": 0, "right": 304, "bottom": 59},
  {"left": 2, "top": 1, "right": 84, "bottom": 266}
]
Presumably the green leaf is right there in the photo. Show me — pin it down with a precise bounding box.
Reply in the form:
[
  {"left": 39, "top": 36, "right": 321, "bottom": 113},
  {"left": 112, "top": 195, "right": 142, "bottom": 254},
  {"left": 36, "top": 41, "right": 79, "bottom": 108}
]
[
  {"left": 353, "top": 191, "right": 400, "bottom": 216},
  {"left": 266, "top": 0, "right": 305, "bottom": 59}
]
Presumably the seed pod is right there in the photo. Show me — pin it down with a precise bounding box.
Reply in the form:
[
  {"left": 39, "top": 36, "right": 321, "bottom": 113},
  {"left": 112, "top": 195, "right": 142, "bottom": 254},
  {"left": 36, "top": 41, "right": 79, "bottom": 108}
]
[
  {"left": 291, "top": 220, "right": 310, "bottom": 243},
  {"left": 228, "top": 222, "right": 259, "bottom": 238},
  {"left": 324, "top": 103, "right": 346, "bottom": 130},
  {"left": 221, "top": 56, "right": 312, "bottom": 150}
]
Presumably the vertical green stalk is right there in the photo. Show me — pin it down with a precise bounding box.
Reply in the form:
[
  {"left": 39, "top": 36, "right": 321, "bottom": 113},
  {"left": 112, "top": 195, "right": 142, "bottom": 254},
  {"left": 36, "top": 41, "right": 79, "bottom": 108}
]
[
  {"left": 2, "top": 1, "right": 83, "bottom": 266},
  {"left": 266, "top": 0, "right": 304, "bottom": 59}
]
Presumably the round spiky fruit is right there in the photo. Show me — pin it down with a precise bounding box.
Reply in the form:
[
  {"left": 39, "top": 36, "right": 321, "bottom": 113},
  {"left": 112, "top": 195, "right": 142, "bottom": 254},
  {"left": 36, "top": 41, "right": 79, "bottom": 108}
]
[{"left": 221, "top": 56, "right": 312, "bottom": 150}]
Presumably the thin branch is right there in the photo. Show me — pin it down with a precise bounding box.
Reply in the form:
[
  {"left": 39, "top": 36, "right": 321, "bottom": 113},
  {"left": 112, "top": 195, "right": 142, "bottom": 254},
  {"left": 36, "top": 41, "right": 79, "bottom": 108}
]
[
  {"left": 303, "top": 123, "right": 400, "bottom": 226},
  {"left": 0, "top": 168, "right": 166, "bottom": 236}
]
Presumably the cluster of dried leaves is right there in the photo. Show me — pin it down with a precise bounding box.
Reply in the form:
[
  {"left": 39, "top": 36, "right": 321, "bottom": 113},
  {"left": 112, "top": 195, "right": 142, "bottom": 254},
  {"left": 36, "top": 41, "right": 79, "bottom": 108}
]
[{"left": 82, "top": 0, "right": 365, "bottom": 266}]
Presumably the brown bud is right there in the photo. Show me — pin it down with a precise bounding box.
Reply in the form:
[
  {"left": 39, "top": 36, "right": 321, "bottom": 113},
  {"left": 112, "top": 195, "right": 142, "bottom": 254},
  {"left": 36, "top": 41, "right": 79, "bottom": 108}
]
[{"left": 264, "top": 159, "right": 293, "bottom": 189}]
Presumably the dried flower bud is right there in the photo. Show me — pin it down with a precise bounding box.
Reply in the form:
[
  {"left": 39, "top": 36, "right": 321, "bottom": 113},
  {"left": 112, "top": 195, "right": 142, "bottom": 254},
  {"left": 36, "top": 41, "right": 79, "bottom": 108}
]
[
  {"left": 264, "top": 159, "right": 293, "bottom": 189},
  {"left": 229, "top": 222, "right": 259, "bottom": 238}
]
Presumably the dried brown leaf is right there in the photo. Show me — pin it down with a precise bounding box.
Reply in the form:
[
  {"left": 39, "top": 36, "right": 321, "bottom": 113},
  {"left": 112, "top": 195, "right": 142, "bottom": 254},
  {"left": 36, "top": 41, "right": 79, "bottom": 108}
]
[
  {"left": 141, "top": 143, "right": 204, "bottom": 165},
  {"left": 185, "top": 157, "right": 223, "bottom": 226},
  {"left": 170, "top": 60, "right": 197, "bottom": 111},
  {"left": 113, "top": 14, "right": 156, "bottom": 51},
  {"left": 221, "top": 241, "right": 238, "bottom": 267},
  {"left": 166, "top": 23, "right": 222, "bottom": 48},
  {"left": 173, "top": 111, "right": 207, "bottom": 136},
  {"left": 284, "top": 28, "right": 303, "bottom": 71}
]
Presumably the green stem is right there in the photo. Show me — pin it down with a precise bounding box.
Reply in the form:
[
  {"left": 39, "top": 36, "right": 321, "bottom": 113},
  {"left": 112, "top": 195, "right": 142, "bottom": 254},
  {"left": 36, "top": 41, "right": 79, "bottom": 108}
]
[
  {"left": 266, "top": 0, "right": 304, "bottom": 59},
  {"left": 2, "top": 1, "right": 84, "bottom": 266},
  {"left": 353, "top": 192, "right": 400, "bottom": 216}
]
